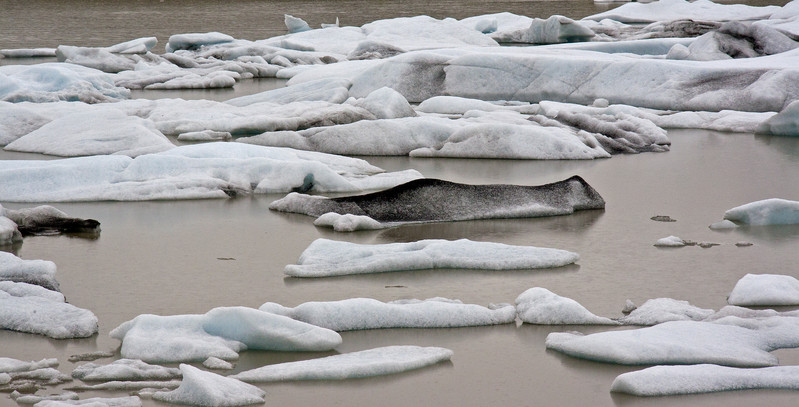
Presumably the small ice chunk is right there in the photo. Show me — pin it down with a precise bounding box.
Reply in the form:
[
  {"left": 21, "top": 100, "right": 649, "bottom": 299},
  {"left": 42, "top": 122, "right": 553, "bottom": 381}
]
[
  {"left": 515, "top": 287, "right": 619, "bottom": 325},
  {"left": 736, "top": 241, "right": 753, "bottom": 247},
  {"left": 728, "top": 274, "right": 799, "bottom": 306},
  {"left": 165, "top": 32, "right": 235, "bottom": 53},
  {"left": 203, "top": 357, "right": 234, "bottom": 370},
  {"left": 153, "top": 364, "right": 265, "bottom": 407},
  {"left": 312, "top": 213, "right": 384, "bottom": 232},
  {"left": 756, "top": 99, "right": 799, "bottom": 137},
  {"left": 654, "top": 236, "right": 686, "bottom": 247},
  {"left": 0, "top": 62, "right": 130, "bottom": 103},
  {"left": 0, "top": 357, "right": 58, "bottom": 373},
  {"left": 619, "top": 298, "right": 714, "bottom": 326},
  {"left": 285, "top": 238, "right": 579, "bottom": 277},
  {"left": 71, "top": 359, "right": 182, "bottom": 381},
  {"left": 233, "top": 346, "right": 452, "bottom": 382},
  {"left": 0, "top": 215, "right": 22, "bottom": 245},
  {"left": 709, "top": 219, "right": 738, "bottom": 230},
  {"left": 10, "top": 391, "right": 79, "bottom": 404},
  {"left": 611, "top": 364, "right": 799, "bottom": 396},
  {"left": 0, "top": 252, "right": 59, "bottom": 291},
  {"left": 285, "top": 14, "right": 312, "bottom": 33},
  {"left": 177, "top": 130, "right": 233, "bottom": 142},
  {"left": 723, "top": 198, "right": 799, "bottom": 226},
  {"left": 354, "top": 87, "right": 417, "bottom": 119},
  {"left": 622, "top": 300, "right": 637, "bottom": 315}
]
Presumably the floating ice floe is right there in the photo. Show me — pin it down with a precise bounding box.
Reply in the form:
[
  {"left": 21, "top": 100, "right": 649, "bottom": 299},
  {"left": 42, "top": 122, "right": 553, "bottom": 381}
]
[
  {"left": 259, "top": 297, "right": 516, "bottom": 331},
  {"left": 2, "top": 204, "right": 100, "bottom": 236},
  {"left": 110, "top": 306, "right": 342, "bottom": 363},
  {"left": 0, "top": 48, "right": 56, "bottom": 58},
  {"left": 654, "top": 236, "right": 686, "bottom": 247},
  {"left": 203, "top": 357, "right": 235, "bottom": 370},
  {"left": 723, "top": 198, "right": 799, "bottom": 226},
  {"left": 0, "top": 357, "right": 58, "bottom": 373},
  {"left": 610, "top": 364, "right": 799, "bottom": 396},
  {"left": 0, "top": 143, "right": 422, "bottom": 202},
  {"left": 728, "top": 274, "right": 799, "bottom": 306},
  {"left": 582, "top": 0, "right": 781, "bottom": 24},
  {"left": 0, "top": 280, "right": 98, "bottom": 339},
  {"left": 0, "top": 210, "right": 22, "bottom": 246},
  {"left": 515, "top": 287, "right": 618, "bottom": 325},
  {"left": 153, "top": 364, "right": 265, "bottom": 407},
  {"left": 166, "top": 32, "right": 236, "bottom": 53},
  {"left": 546, "top": 314, "right": 799, "bottom": 367},
  {"left": 233, "top": 346, "right": 453, "bottom": 382},
  {"left": 32, "top": 396, "right": 142, "bottom": 407},
  {"left": 0, "top": 63, "right": 130, "bottom": 103},
  {"left": 270, "top": 175, "right": 605, "bottom": 226},
  {"left": 71, "top": 359, "right": 182, "bottom": 381},
  {"left": 9, "top": 391, "right": 80, "bottom": 404},
  {"left": 618, "top": 298, "right": 715, "bottom": 325},
  {"left": 756, "top": 99, "right": 799, "bottom": 136},
  {"left": 0, "top": 251, "right": 60, "bottom": 291},
  {"left": 226, "top": 77, "right": 351, "bottom": 106},
  {"left": 284, "top": 239, "right": 579, "bottom": 277},
  {"left": 177, "top": 130, "right": 233, "bottom": 142},
  {"left": 709, "top": 219, "right": 738, "bottom": 230},
  {"left": 65, "top": 380, "right": 180, "bottom": 391},
  {"left": 312, "top": 213, "right": 384, "bottom": 232}
]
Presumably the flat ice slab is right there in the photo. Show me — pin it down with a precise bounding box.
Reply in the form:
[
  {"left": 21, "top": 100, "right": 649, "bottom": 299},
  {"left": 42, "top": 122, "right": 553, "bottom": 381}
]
[
  {"left": 0, "top": 280, "right": 99, "bottom": 339},
  {"left": 71, "top": 359, "right": 182, "bottom": 381},
  {"left": 232, "top": 346, "right": 452, "bottom": 382},
  {"left": 153, "top": 364, "right": 264, "bottom": 407},
  {"left": 728, "top": 273, "right": 799, "bottom": 306},
  {"left": 285, "top": 238, "right": 579, "bottom": 277},
  {"left": 259, "top": 297, "right": 516, "bottom": 331},
  {"left": 611, "top": 364, "right": 799, "bottom": 396}
]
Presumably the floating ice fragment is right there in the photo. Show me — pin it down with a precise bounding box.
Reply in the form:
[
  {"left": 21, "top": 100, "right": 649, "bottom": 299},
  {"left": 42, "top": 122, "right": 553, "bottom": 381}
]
[
  {"left": 71, "top": 359, "right": 182, "bottom": 381},
  {"left": 203, "top": 357, "right": 234, "bottom": 370},
  {"left": 312, "top": 212, "right": 384, "bottom": 232},
  {"left": 654, "top": 236, "right": 686, "bottom": 247},
  {"left": 515, "top": 287, "right": 618, "bottom": 325},
  {"left": 153, "top": 364, "right": 265, "bottom": 407},
  {"left": 0, "top": 63, "right": 130, "bottom": 103},
  {"left": 728, "top": 274, "right": 799, "bottom": 306},
  {"left": 723, "top": 198, "right": 799, "bottom": 226},
  {"left": 618, "top": 298, "right": 714, "bottom": 325}
]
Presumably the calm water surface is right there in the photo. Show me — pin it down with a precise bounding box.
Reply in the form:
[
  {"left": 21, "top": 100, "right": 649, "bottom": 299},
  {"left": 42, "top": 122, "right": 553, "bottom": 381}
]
[{"left": 2, "top": 0, "right": 799, "bottom": 406}]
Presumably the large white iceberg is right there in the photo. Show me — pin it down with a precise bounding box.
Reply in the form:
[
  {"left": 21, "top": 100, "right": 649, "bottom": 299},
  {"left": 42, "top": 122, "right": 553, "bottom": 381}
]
[
  {"left": 723, "top": 198, "right": 799, "bottom": 225},
  {"left": 611, "top": 364, "right": 799, "bottom": 396},
  {"left": 515, "top": 287, "right": 618, "bottom": 325},
  {"left": 232, "top": 346, "right": 453, "bottom": 382},
  {"left": 259, "top": 297, "right": 516, "bottom": 331},
  {"left": 728, "top": 274, "right": 799, "bottom": 306},
  {"left": 0, "top": 63, "right": 130, "bottom": 103},
  {"left": 153, "top": 364, "right": 264, "bottom": 407},
  {"left": 110, "top": 306, "right": 342, "bottom": 363},
  {"left": 0, "top": 142, "right": 422, "bottom": 202},
  {"left": 284, "top": 239, "right": 579, "bottom": 277}
]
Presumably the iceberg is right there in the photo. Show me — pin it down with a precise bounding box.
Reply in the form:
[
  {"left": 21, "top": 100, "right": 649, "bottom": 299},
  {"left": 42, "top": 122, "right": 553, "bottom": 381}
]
[
  {"left": 165, "top": 32, "right": 236, "bottom": 53},
  {"left": 618, "top": 298, "right": 715, "bottom": 325},
  {"left": 285, "top": 239, "right": 579, "bottom": 278},
  {"left": 756, "top": 99, "right": 799, "bottom": 136},
  {"left": 0, "top": 280, "right": 98, "bottom": 339},
  {"left": 9, "top": 391, "right": 79, "bottom": 404},
  {"left": 491, "top": 15, "right": 595, "bottom": 44},
  {"left": 232, "top": 346, "right": 452, "bottom": 382},
  {"left": 0, "top": 252, "right": 60, "bottom": 291},
  {"left": 153, "top": 364, "right": 264, "bottom": 407},
  {"left": 0, "top": 213, "right": 22, "bottom": 245},
  {"left": 2, "top": 204, "right": 100, "bottom": 236},
  {"left": 0, "top": 357, "right": 58, "bottom": 373},
  {"left": 312, "top": 212, "right": 384, "bottom": 232},
  {"left": 728, "top": 274, "right": 799, "bottom": 306},
  {"left": 611, "top": 364, "right": 799, "bottom": 396},
  {"left": 723, "top": 198, "right": 799, "bottom": 226},
  {"left": 583, "top": 0, "right": 781, "bottom": 24},
  {"left": 259, "top": 297, "right": 516, "bottom": 331},
  {"left": 515, "top": 287, "right": 618, "bottom": 325},
  {"left": 56, "top": 45, "right": 136, "bottom": 73},
  {"left": 654, "top": 236, "right": 687, "bottom": 247},
  {"left": 0, "top": 48, "right": 56, "bottom": 58},
  {"left": 71, "top": 359, "right": 182, "bottom": 381},
  {"left": 0, "top": 143, "right": 423, "bottom": 202},
  {"left": 225, "top": 77, "right": 351, "bottom": 106},
  {"left": 110, "top": 306, "right": 342, "bottom": 363},
  {"left": 0, "top": 63, "right": 130, "bottom": 103},
  {"left": 203, "top": 357, "right": 234, "bottom": 370}
]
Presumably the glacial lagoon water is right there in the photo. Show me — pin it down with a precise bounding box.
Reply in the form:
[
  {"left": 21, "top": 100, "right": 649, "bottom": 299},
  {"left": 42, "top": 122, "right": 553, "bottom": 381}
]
[{"left": 2, "top": 0, "right": 799, "bottom": 406}]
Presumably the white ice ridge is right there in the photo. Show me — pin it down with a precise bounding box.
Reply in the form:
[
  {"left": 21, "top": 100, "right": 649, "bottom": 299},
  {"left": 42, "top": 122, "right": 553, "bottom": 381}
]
[
  {"left": 110, "top": 306, "right": 342, "bottom": 363},
  {"left": 284, "top": 239, "right": 580, "bottom": 277},
  {"left": 515, "top": 287, "right": 618, "bottom": 325},
  {"left": 32, "top": 396, "right": 143, "bottom": 406},
  {"left": 232, "top": 346, "right": 453, "bottom": 382},
  {"left": 546, "top": 310, "right": 799, "bottom": 367},
  {"left": 0, "top": 63, "right": 130, "bottom": 103},
  {"left": 722, "top": 198, "right": 799, "bottom": 226},
  {"left": 728, "top": 274, "right": 799, "bottom": 306},
  {"left": 0, "top": 143, "right": 422, "bottom": 202},
  {"left": 0, "top": 357, "right": 59, "bottom": 373},
  {"left": 259, "top": 298, "right": 516, "bottom": 331},
  {"left": 0, "top": 280, "right": 99, "bottom": 339},
  {"left": 610, "top": 364, "right": 799, "bottom": 396},
  {"left": 583, "top": 0, "right": 781, "bottom": 24},
  {"left": 153, "top": 364, "right": 265, "bottom": 407},
  {"left": 618, "top": 298, "right": 714, "bottom": 326},
  {"left": 71, "top": 359, "right": 182, "bottom": 381}
]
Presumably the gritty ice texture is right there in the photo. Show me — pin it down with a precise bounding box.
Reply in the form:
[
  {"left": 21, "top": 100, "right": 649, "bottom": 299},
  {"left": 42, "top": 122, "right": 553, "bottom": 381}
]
[
  {"left": 0, "top": 143, "right": 422, "bottom": 202},
  {"left": 610, "top": 364, "right": 799, "bottom": 396},
  {"left": 233, "top": 346, "right": 453, "bottom": 382},
  {"left": 728, "top": 274, "right": 799, "bottom": 306},
  {"left": 618, "top": 298, "right": 715, "bottom": 326},
  {"left": 0, "top": 280, "right": 99, "bottom": 338},
  {"left": 259, "top": 298, "right": 516, "bottom": 331},
  {"left": 71, "top": 359, "right": 182, "bottom": 381},
  {"left": 153, "top": 364, "right": 265, "bottom": 407},
  {"left": 546, "top": 315, "right": 799, "bottom": 367},
  {"left": 110, "top": 306, "right": 342, "bottom": 363},
  {"left": 654, "top": 236, "right": 686, "bottom": 247},
  {"left": 0, "top": 63, "right": 130, "bottom": 103},
  {"left": 0, "top": 252, "right": 59, "bottom": 291},
  {"left": 285, "top": 239, "right": 579, "bottom": 277},
  {"left": 5, "top": 109, "right": 174, "bottom": 157},
  {"left": 723, "top": 198, "right": 799, "bottom": 226},
  {"left": 270, "top": 175, "right": 605, "bottom": 224},
  {"left": 515, "top": 287, "right": 618, "bottom": 325}
]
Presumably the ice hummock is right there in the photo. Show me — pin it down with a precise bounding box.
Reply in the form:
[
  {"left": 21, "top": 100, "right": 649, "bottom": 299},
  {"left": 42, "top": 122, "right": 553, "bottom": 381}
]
[
  {"left": 0, "top": 280, "right": 99, "bottom": 339},
  {"left": 110, "top": 306, "right": 342, "bottom": 363},
  {"left": 618, "top": 298, "right": 715, "bottom": 325},
  {"left": 728, "top": 274, "right": 799, "bottom": 306},
  {"left": 515, "top": 287, "right": 618, "bottom": 325},
  {"left": 71, "top": 359, "right": 182, "bottom": 381},
  {"left": 0, "top": 251, "right": 60, "bottom": 291},
  {"left": 232, "top": 346, "right": 453, "bottom": 382},
  {"left": 284, "top": 239, "right": 579, "bottom": 277},
  {"left": 722, "top": 198, "right": 799, "bottom": 226},
  {"left": 153, "top": 364, "right": 264, "bottom": 407},
  {"left": 259, "top": 297, "right": 516, "bottom": 331},
  {"left": 0, "top": 63, "right": 130, "bottom": 103},
  {"left": 610, "top": 364, "right": 799, "bottom": 396}
]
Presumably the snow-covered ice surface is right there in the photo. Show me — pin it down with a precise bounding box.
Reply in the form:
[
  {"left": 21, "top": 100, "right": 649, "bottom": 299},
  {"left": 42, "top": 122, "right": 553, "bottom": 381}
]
[
  {"left": 109, "top": 306, "right": 342, "bottom": 363},
  {"left": 0, "top": 143, "right": 422, "bottom": 202},
  {"left": 728, "top": 274, "right": 799, "bottom": 306},
  {"left": 611, "top": 364, "right": 799, "bottom": 396},
  {"left": 270, "top": 175, "right": 605, "bottom": 226},
  {"left": 71, "top": 359, "right": 182, "bottom": 381},
  {"left": 284, "top": 239, "right": 579, "bottom": 277},
  {"left": 515, "top": 287, "right": 618, "bottom": 325},
  {"left": 232, "top": 346, "right": 453, "bottom": 382},
  {"left": 757, "top": 99, "right": 799, "bottom": 137},
  {"left": 0, "top": 280, "right": 99, "bottom": 338},
  {"left": 0, "top": 251, "right": 59, "bottom": 291},
  {"left": 0, "top": 63, "right": 130, "bottom": 103},
  {"left": 259, "top": 297, "right": 515, "bottom": 331},
  {"left": 583, "top": 0, "right": 781, "bottom": 23},
  {"left": 153, "top": 364, "right": 265, "bottom": 407},
  {"left": 618, "top": 298, "right": 715, "bottom": 325},
  {"left": 0, "top": 357, "right": 59, "bottom": 373},
  {"left": 723, "top": 198, "right": 799, "bottom": 225}
]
